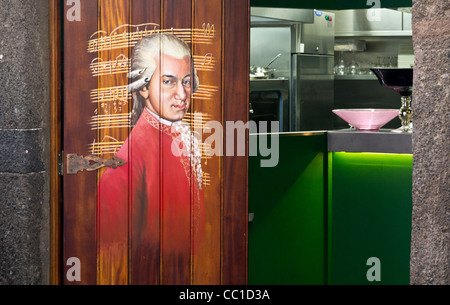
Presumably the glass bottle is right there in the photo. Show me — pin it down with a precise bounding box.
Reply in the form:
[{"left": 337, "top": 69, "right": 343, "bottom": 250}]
[
  {"left": 348, "top": 52, "right": 359, "bottom": 75},
  {"left": 335, "top": 51, "right": 346, "bottom": 75}
]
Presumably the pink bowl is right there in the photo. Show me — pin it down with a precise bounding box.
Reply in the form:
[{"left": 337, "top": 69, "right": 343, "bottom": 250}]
[{"left": 332, "top": 109, "right": 399, "bottom": 131}]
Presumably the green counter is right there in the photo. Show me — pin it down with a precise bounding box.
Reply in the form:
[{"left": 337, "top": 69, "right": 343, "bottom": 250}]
[
  {"left": 249, "top": 132, "right": 328, "bottom": 285},
  {"left": 328, "top": 152, "right": 413, "bottom": 285},
  {"left": 248, "top": 131, "right": 413, "bottom": 285}
]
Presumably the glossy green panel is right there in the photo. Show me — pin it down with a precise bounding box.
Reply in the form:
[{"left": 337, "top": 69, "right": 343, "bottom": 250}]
[
  {"left": 249, "top": 133, "right": 327, "bottom": 284},
  {"left": 329, "top": 152, "right": 413, "bottom": 285}
]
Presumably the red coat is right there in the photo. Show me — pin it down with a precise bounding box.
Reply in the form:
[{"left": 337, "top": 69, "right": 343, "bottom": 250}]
[{"left": 97, "top": 109, "right": 204, "bottom": 284}]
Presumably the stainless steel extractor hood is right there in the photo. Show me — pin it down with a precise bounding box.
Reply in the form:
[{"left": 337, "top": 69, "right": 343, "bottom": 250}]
[{"left": 250, "top": 7, "right": 314, "bottom": 25}]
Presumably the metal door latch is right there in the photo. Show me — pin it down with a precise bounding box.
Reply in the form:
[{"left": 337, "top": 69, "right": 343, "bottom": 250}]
[
  {"left": 58, "top": 151, "right": 64, "bottom": 176},
  {"left": 66, "top": 154, "right": 126, "bottom": 174}
]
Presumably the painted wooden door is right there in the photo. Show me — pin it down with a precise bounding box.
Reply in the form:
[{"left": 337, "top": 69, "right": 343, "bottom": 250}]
[{"left": 62, "top": 0, "right": 248, "bottom": 285}]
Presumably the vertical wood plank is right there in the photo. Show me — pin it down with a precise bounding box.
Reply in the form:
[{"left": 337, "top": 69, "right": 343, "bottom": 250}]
[
  {"left": 63, "top": 0, "right": 99, "bottom": 285},
  {"left": 161, "top": 0, "right": 193, "bottom": 285},
  {"left": 192, "top": 0, "right": 223, "bottom": 285},
  {"left": 129, "top": 0, "right": 162, "bottom": 285},
  {"left": 222, "top": 0, "right": 250, "bottom": 285},
  {"left": 97, "top": 0, "right": 131, "bottom": 285},
  {"left": 162, "top": 0, "right": 192, "bottom": 34}
]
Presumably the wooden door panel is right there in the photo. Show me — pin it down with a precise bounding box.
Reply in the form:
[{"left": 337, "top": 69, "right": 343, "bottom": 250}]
[
  {"left": 63, "top": 0, "right": 248, "bottom": 285},
  {"left": 96, "top": 0, "right": 131, "bottom": 285},
  {"left": 129, "top": 1, "right": 162, "bottom": 286},
  {"left": 191, "top": 0, "right": 223, "bottom": 285},
  {"left": 160, "top": 0, "right": 193, "bottom": 285},
  {"left": 222, "top": 0, "right": 249, "bottom": 285},
  {"left": 63, "top": 0, "right": 99, "bottom": 285}
]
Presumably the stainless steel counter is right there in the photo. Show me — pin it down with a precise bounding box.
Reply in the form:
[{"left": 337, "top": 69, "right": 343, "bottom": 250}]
[
  {"left": 249, "top": 78, "right": 289, "bottom": 87},
  {"left": 327, "top": 129, "right": 412, "bottom": 154}
]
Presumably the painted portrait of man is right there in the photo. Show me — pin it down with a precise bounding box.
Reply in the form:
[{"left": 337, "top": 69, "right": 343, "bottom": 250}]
[{"left": 97, "top": 33, "right": 204, "bottom": 284}]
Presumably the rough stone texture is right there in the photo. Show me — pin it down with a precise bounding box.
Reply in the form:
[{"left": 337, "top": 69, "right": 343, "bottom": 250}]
[
  {"left": 0, "top": 0, "right": 50, "bottom": 285},
  {"left": 0, "top": 1, "right": 49, "bottom": 129},
  {"left": 0, "top": 173, "right": 46, "bottom": 284},
  {"left": 410, "top": 0, "right": 450, "bottom": 285},
  {"left": 0, "top": 129, "right": 46, "bottom": 174}
]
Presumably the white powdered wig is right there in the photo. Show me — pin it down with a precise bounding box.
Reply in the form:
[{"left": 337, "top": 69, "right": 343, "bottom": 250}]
[{"left": 128, "top": 33, "right": 199, "bottom": 124}]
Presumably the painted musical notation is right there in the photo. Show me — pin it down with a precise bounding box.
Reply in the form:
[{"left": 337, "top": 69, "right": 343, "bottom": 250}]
[
  {"left": 90, "top": 54, "right": 130, "bottom": 77},
  {"left": 91, "top": 85, "right": 131, "bottom": 104},
  {"left": 90, "top": 111, "right": 213, "bottom": 132},
  {"left": 193, "top": 85, "right": 219, "bottom": 100},
  {"left": 202, "top": 172, "right": 211, "bottom": 188},
  {"left": 88, "top": 23, "right": 216, "bottom": 53},
  {"left": 89, "top": 136, "right": 124, "bottom": 156},
  {"left": 97, "top": 100, "right": 129, "bottom": 115},
  {"left": 91, "top": 53, "right": 215, "bottom": 77},
  {"left": 90, "top": 113, "right": 132, "bottom": 130},
  {"left": 193, "top": 53, "right": 215, "bottom": 72},
  {"left": 182, "top": 112, "right": 213, "bottom": 126},
  {"left": 91, "top": 84, "right": 217, "bottom": 104},
  {"left": 88, "top": 21, "right": 219, "bottom": 188},
  {"left": 89, "top": 116, "right": 214, "bottom": 161}
]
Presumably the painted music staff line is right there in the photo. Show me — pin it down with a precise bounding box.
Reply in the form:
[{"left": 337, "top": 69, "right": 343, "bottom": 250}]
[
  {"left": 91, "top": 53, "right": 216, "bottom": 77},
  {"left": 88, "top": 23, "right": 216, "bottom": 53},
  {"left": 90, "top": 112, "right": 213, "bottom": 130},
  {"left": 91, "top": 85, "right": 218, "bottom": 104},
  {"left": 90, "top": 140, "right": 213, "bottom": 162},
  {"left": 91, "top": 85, "right": 131, "bottom": 103},
  {"left": 192, "top": 85, "right": 219, "bottom": 100},
  {"left": 90, "top": 54, "right": 130, "bottom": 77},
  {"left": 193, "top": 53, "right": 215, "bottom": 72},
  {"left": 89, "top": 111, "right": 214, "bottom": 162},
  {"left": 89, "top": 136, "right": 124, "bottom": 156},
  {"left": 90, "top": 113, "right": 131, "bottom": 130},
  {"left": 202, "top": 172, "right": 211, "bottom": 187}
]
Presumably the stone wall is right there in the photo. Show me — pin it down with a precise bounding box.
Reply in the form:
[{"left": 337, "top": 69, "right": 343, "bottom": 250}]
[
  {"left": 410, "top": 0, "right": 450, "bottom": 284},
  {"left": 0, "top": 0, "right": 50, "bottom": 284}
]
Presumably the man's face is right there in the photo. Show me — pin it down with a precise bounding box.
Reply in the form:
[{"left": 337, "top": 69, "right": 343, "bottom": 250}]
[{"left": 140, "top": 54, "right": 192, "bottom": 122}]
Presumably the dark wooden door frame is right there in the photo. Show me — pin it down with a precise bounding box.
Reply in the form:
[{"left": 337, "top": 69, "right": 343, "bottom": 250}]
[
  {"left": 49, "top": 0, "right": 249, "bottom": 285},
  {"left": 49, "top": 0, "right": 62, "bottom": 285}
]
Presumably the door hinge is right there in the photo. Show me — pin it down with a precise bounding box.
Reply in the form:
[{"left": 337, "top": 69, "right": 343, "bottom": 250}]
[
  {"left": 58, "top": 151, "right": 64, "bottom": 176},
  {"left": 66, "top": 154, "right": 126, "bottom": 174}
]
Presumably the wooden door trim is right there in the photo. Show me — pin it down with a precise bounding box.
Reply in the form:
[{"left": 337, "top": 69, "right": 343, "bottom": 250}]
[
  {"left": 221, "top": 0, "right": 250, "bottom": 284},
  {"left": 49, "top": 0, "right": 62, "bottom": 285}
]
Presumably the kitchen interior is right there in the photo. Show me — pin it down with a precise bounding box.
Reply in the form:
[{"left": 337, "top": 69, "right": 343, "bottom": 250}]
[
  {"left": 249, "top": 7, "right": 414, "bottom": 132},
  {"left": 248, "top": 6, "right": 414, "bottom": 285}
]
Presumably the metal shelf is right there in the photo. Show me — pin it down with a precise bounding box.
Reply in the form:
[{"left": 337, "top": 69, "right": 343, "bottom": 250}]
[
  {"left": 335, "top": 30, "right": 412, "bottom": 37},
  {"left": 334, "top": 74, "right": 378, "bottom": 80}
]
